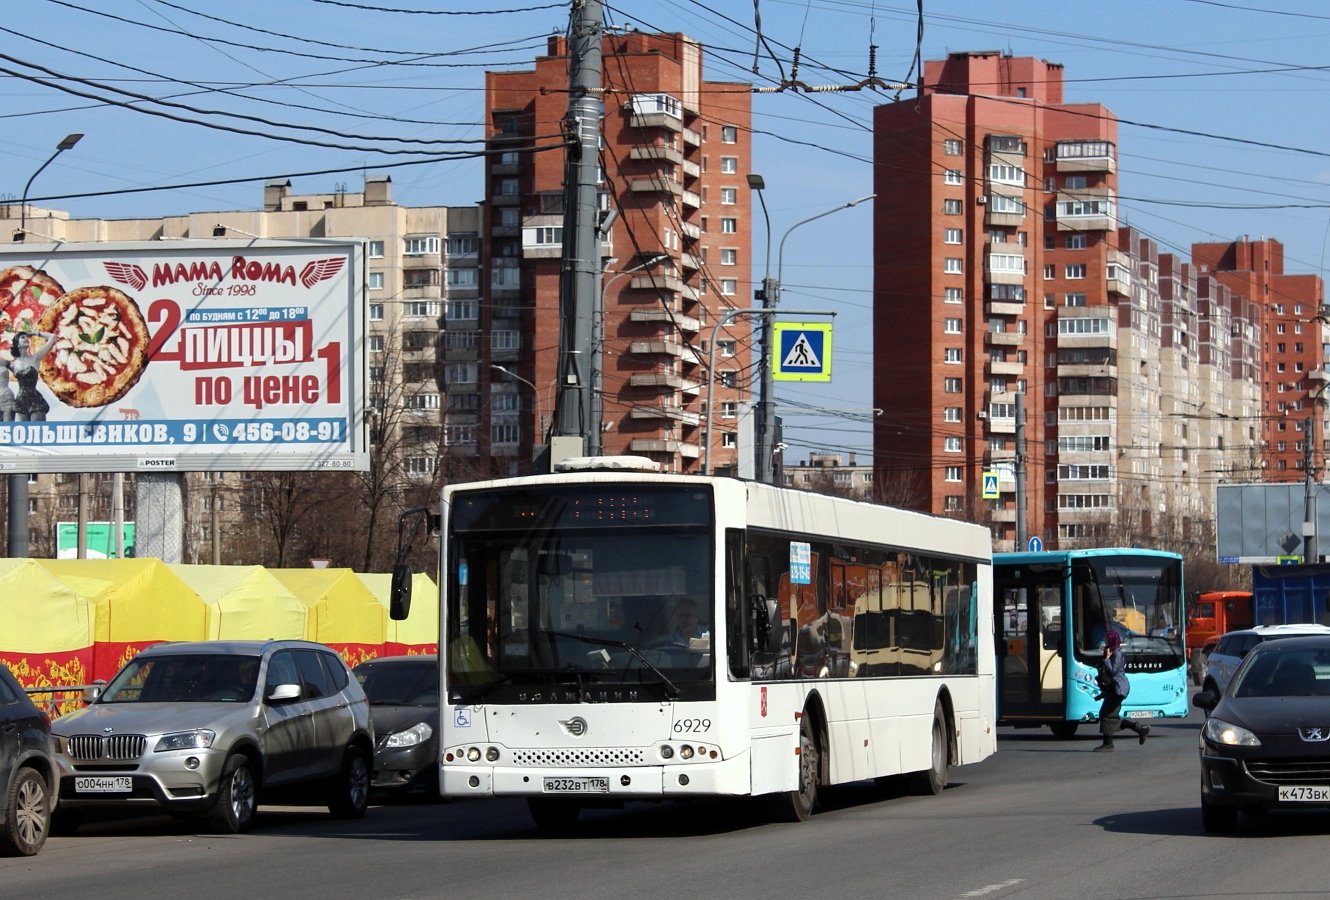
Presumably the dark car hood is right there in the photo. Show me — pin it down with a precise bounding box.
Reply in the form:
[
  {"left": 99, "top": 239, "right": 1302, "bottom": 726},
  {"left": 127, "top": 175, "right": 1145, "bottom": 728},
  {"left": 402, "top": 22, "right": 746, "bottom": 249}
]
[
  {"left": 1217, "top": 696, "right": 1330, "bottom": 734},
  {"left": 370, "top": 704, "right": 438, "bottom": 736}
]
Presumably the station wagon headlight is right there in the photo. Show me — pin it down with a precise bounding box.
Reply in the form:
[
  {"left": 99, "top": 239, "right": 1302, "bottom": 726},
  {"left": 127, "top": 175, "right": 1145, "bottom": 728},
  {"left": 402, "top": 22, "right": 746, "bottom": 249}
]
[
  {"left": 155, "top": 730, "right": 216, "bottom": 752},
  {"left": 384, "top": 722, "right": 433, "bottom": 748},
  {"left": 1203, "top": 717, "right": 1260, "bottom": 747}
]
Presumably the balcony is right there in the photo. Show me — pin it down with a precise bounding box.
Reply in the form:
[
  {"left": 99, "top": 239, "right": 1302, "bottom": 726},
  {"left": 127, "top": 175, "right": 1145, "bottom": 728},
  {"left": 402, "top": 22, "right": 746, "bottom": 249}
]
[
  {"left": 629, "top": 145, "right": 683, "bottom": 166},
  {"left": 984, "top": 331, "right": 1024, "bottom": 347},
  {"left": 990, "top": 507, "right": 1017, "bottom": 523},
  {"left": 628, "top": 176, "right": 683, "bottom": 198},
  {"left": 987, "top": 299, "right": 1025, "bottom": 317},
  {"left": 630, "top": 273, "right": 686, "bottom": 295},
  {"left": 681, "top": 189, "right": 701, "bottom": 210},
  {"left": 985, "top": 249, "right": 1026, "bottom": 286},
  {"left": 681, "top": 221, "right": 701, "bottom": 241},
  {"left": 987, "top": 360, "right": 1025, "bottom": 377},
  {"left": 630, "top": 406, "right": 701, "bottom": 426},
  {"left": 629, "top": 373, "right": 701, "bottom": 394},
  {"left": 682, "top": 127, "right": 701, "bottom": 148},
  {"left": 629, "top": 438, "right": 699, "bottom": 458},
  {"left": 629, "top": 340, "right": 687, "bottom": 359},
  {"left": 1055, "top": 189, "right": 1116, "bottom": 232},
  {"left": 628, "top": 110, "right": 683, "bottom": 132},
  {"left": 1056, "top": 141, "right": 1117, "bottom": 174},
  {"left": 630, "top": 308, "right": 700, "bottom": 333}
]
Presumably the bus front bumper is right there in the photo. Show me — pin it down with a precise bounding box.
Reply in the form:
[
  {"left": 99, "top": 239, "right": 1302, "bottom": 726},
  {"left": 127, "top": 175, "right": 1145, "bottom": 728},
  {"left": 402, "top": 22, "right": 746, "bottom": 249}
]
[{"left": 442, "top": 753, "right": 751, "bottom": 799}]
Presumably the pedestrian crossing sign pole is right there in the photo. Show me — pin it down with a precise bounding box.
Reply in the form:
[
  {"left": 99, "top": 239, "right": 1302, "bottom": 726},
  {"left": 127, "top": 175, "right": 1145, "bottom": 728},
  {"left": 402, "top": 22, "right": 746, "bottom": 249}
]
[{"left": 772, "top": 322, "right": 832, "bottom": 382}]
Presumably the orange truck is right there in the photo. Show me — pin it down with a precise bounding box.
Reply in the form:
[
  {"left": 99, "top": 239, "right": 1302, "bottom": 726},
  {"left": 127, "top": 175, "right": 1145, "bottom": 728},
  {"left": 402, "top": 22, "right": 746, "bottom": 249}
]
[{"left": 1186, "top": 591, "right": 1254, "bottom": 684}]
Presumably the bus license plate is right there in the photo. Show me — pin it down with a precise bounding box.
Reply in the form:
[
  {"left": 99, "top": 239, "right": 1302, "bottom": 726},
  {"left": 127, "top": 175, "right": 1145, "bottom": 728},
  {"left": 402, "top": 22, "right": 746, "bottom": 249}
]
[
  {"left": 543, "top": 777, "right": 609, "bottom": 794},
  {"left": 75, "top": 776, "right": 132, "bottom": 793},
  {"left": 1126, "top": 710, "right": 1154, "bottom": 719},
  {"left": 1279, "top": 785, "right": 1330, "bottom": 802}
]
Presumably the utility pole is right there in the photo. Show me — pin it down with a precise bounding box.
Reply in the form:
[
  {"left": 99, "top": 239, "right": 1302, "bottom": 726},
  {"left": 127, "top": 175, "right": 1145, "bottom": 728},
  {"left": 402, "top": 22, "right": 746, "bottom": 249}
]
[
  {"left": 1015, "top": 392, "right": 1027, "bottom": 549},
  {"left": 1305, "top": 415, "right": 1318, "bottom": 563},
  {"left": 550, "top": 0, "right": 604, "bottom": 465}
]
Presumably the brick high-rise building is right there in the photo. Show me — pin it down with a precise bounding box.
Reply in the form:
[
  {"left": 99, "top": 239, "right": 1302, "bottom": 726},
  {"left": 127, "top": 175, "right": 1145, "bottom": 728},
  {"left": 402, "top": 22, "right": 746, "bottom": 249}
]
[
  {"left": 870, "top": 51, "right": 1278, "bottom": 551},
  {"left": 481, "top": 31, "right": 753, "bottom": 475}
]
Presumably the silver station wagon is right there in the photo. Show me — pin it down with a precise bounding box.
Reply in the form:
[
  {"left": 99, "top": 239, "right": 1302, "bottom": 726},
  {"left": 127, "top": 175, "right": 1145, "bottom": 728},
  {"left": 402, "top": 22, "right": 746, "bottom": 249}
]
[{"left": 50, "top": 640, "right": 374, "bottom": 834}]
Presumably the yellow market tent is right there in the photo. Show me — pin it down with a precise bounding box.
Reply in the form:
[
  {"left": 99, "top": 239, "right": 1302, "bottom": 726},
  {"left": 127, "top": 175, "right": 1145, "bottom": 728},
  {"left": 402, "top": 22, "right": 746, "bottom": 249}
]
[
  {"left": 0, "top": 558, "right": 96, "bottom": 707},
  {"left": 39, "top": 558, "right": 208, "bottom": 681},
  {"left": 169, "top": 564, "right": 307, "bottom": 642},
  {"left": 269, "top": 568, "right": 386, "bottom": 667},
  {"left": 356, "top": 571, "right": 439, "bottom": 656}
]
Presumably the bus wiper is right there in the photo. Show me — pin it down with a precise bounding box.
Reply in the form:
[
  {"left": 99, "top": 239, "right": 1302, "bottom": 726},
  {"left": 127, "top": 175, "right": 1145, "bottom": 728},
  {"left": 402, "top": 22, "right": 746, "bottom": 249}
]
[
  {"left": 540, "top": 630, "right": 680, "bottom": 700},
  {"left": 450, "top": 673, "right": 513, "bottom": 704}
]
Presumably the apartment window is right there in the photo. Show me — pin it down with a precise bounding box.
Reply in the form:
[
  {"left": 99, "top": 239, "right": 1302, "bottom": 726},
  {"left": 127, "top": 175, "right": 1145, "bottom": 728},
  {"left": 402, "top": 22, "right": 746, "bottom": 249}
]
[
  {"left": 1044, "top": 235, "right": 1056, "bottom": 251},
  {"left": 497, "top": 178, "right": 519, "bottom": 196},
  {"left": 446, "top": 425, "right": 476, "bottom": 445},
  {"left": 405, "top": 393, "right": 441, "bottom": 410},
  {"left": 945, "top": 287, "right": 963, "bottom": 304},
  {"left": 368, "top": 367, "right": 383, "bottom": 385},
  {"left": 368, "top": 272, "right": 384, "bottom": 290},
  {"left": 1065, "top": 175, "right": 1087, "bottom": 190},
  {"left": 944, "top": 169, "right": 963, "bottom": 185},
  {"left": 404, "top": 235, "right": 440, "bottom": 255},
  {"left": 447, "top": 232, "right": 479, "bottom": 255},
  {"left": 368, "top": 335, "right": 384, "bottom": 353},
  {"left": 718, "top": 339, "right": 736, "bottom": 357},
  {"left": 944, "top": 407, "right": 962, "bottom": 423},
  {"left": 944, "top": 228, "right": 963, "bottom": 244},
  {"left": 944, "top": 199, "right": 963, "bottom": 215},
  {"left": 404, "top": 301, "right": 440, "bottom": 317},
  {"left": 404, "top": 269, "right": 439, "bottom": 288},
  {"left": 720, "top": 279, "right": 737, "bottom": 296},
  {"left": 987, "top": 164, "right": 1024, "bottom": 186},
  {"left": 720, "top": 187, "right": 737, "bottom": 204},
  {"left": 989, "top": 254, "right": 1024, "bottom": 274},
  {"left": 368, "top": 303, "right": 383, "bottom": 321},
  {"left": 492, "top": 424, "right": 520, "bottom": 444},
  {"left": 491, "top": 330, "right": 520, "bottom": 351},
  {"left": 944, "top": 377, "right": 962, "bottom": 393},
  {"left": 1043, "top": 264, "right": 1055, "bottom": 279},
  {"left": 989, "top": 195, "right": 1025, "bottom": 215},
  {"left": 944, "top": 318, "right": 962, "bottom": 334},
  {"left": 498, "top": 208, "right": 519, "bottom": 226},
  {"left": 721, "top": 218, "right": 737, "bottom": 234},
  {"left": 1065, "top": 264, "right": 1086, "bottom": 279},
  {"left": 944, "top": 466, "right": 963, "bottom": 482},
  {"left": 721, "top": 401, "right": 737, "bottom": 419},
  {"left": 721, "top": 248, "right": 737, "bottom": 266},
  {"left": 722, "top": 432, "right": 737, "bottom": 448},
  {"left": 944, "top": 139, "right": 963, "bottom": 155},
  {"left": 944, "top": 348, "right": 962, "bottom": 364},
  {"left": 447, "top": 268, "right": 479, "bottom": 286},
  {"left": 944, "top": 437, "right": 962, "bottom": 453},
  {"left": 720, "top": 371, "right": 737, "bottom": 388},
  {"left": 1066, "top": 234, "right": 1087, "bottom": 250},
  {"left": 405, "top": 457, "right": 437, "bottom": 477},
  {"left": 530, "top": 226, "right": 562, "bottom": 245},
  {"left": 944, "top": 496, "right": 963, "bottom": 512},
  {"left": 720, "top": 156, "right": 738, "bottom": 174},
  {"left": 944, "top": 258, "right": 963, "bottom": 274},
  {"left": 491, "top": 267, "right": 520, "bottom": 289},
  {"left": 1064, "top": 293, "right": 1087, "bottom": 307},
  {"left": 367, "top": 240, "right": 384, "bottom": 258},
  {"left": 721, "top": 125, "right": 738, "bottom": 143},
  {"left": 446, "top": 298, "right": 478, "bottom": 320}
]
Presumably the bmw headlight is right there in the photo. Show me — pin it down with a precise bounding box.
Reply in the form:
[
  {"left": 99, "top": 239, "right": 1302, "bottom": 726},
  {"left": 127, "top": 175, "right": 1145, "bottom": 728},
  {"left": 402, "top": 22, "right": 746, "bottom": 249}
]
[
  {"left": 1202, "top": 717, "right": 1261, "bottom": 747},
  {"left": 384, "top": 722, "right": 434, "bottom": 748},
  {"left": 154, "top": 730, "right": 216, "bottom": 752}
]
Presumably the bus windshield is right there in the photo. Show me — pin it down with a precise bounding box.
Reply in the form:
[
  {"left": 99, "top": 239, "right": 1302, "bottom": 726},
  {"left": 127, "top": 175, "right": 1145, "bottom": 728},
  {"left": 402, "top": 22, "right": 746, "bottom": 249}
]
[
  {"left": 1073, "top": 555, "right": 1184, "bottom": 662},
  {"left": 445, "top": 484, "right": 715, "bottom": 702}
]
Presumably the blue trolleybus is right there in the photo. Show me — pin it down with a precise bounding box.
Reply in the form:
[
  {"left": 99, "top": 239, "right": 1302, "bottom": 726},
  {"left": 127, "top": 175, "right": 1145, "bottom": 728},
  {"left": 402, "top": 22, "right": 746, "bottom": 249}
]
[{"left": 993, "top": 548, "right": 1189, "bottom": 738}]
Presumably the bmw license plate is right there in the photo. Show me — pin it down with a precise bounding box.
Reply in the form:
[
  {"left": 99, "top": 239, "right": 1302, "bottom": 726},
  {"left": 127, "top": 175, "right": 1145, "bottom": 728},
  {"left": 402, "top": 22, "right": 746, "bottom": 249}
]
[
  {"left": 542, "top": 777, "right": 609, "bottom": 793},
  {"left": 1126, "top": 710, "right": 1154, "bottom": 719},
  {"left": 1279, "top": 785, "right": 1330, "bottom": 802},
  {"left": 75, "top": 776, "right": 132, "bottom": 793}
]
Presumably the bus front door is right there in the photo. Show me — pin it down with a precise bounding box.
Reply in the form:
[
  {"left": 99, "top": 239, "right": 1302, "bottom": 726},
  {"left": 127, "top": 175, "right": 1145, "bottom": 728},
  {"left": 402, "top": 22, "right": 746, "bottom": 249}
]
[{"left": 997, "top": 583, "right": 1066, "bottom": 722}]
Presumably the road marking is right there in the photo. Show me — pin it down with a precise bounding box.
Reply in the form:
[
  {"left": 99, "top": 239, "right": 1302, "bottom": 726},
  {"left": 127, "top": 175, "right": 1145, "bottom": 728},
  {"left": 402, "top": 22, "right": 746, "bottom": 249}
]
[{"left": 956, "top": 880, "right": 1024, "bottom": 898}]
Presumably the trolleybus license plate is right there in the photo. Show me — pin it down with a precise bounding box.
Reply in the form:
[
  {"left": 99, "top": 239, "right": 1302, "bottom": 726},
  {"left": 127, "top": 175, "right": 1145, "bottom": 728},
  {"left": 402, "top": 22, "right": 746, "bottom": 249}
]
[
  {"left": 75, "top": 776, "right": 132, "bottom": 793},
  {"left": 543, "top": 777, "right": 609, "bottom": 793},
  {"left": 1279, "top": 785, "right": 1330, "bottom": 802}
]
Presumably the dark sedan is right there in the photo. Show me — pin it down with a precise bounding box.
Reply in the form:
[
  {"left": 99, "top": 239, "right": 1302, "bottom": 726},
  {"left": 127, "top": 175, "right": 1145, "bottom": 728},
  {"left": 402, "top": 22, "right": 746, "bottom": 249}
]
[
  {"left": 353, "top": 655, "right": 440, "bottom": 796},
  {"left": 1193, "top": 635, "right": 1330, "bottom": 833}
]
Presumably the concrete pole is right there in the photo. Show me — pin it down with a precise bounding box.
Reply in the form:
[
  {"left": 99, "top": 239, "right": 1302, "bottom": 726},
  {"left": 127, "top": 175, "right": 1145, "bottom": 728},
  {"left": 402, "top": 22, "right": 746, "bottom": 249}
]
[{"left": 1015, "top": 392, "right": 1027, "bottom": 549}]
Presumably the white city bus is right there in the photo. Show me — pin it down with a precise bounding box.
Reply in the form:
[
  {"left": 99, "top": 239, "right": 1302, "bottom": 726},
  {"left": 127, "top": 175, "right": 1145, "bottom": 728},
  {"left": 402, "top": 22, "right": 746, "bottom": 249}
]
[{"left": 391, "top": 457, "right": 995, "bottom": 828}]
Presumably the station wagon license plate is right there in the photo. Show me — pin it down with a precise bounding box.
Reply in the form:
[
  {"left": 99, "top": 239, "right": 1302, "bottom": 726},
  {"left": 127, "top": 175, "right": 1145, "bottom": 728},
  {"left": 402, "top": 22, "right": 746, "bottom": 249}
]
[
  {"left": 75, "top": 776, "right": 132, "bottom": 793},
  {"left": 543, "top": 777, "right": 609, "bottom": 794},
  {"left": 1279, "top": 785, "right": 1330, "bottom": 802}
]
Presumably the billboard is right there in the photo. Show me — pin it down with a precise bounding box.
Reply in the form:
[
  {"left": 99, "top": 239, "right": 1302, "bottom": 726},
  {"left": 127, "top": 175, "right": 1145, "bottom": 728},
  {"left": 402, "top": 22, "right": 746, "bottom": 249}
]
[
  {"left": 55, "top": 521, "right": 136, "bottom": 558},
  {"left": 1215, "top": 482, "right": 1330, "bottom": 564},
  {"left": 0, "top": 241, "right": 366, "bottom": 473}
]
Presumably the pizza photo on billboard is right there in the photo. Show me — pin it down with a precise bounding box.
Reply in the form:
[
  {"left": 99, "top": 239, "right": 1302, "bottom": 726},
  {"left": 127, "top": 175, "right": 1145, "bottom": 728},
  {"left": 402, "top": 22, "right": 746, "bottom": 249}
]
[
  {"left": 37, "top": 285, "right": 150, "bottom": 408},
  {"left": 0, "top": 265, "right": 65, "bottom": 336}
]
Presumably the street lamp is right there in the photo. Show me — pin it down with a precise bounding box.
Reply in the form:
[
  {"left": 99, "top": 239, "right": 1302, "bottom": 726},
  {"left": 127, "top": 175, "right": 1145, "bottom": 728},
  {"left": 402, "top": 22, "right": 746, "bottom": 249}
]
[
  {"left": 9, "top": 133, "right": 83, "bottom": 558},
  {"left": 15, "top": 133, "right": 82, "bottom": 243},
  {"left": 491, "top": 364, "right": 547, "bottom": 450},
  {"left": 595, "top": 253, "right": 669, "bottom": 455},
  {"left": 746, "top": 174, "right": 874, "bottom": 484}
]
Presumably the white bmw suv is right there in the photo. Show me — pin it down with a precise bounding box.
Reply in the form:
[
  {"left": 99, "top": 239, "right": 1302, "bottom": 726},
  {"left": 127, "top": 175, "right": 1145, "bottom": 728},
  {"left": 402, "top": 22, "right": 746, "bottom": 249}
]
[{"left": 50, "top": 640, "right": 374, "bottom": 834}]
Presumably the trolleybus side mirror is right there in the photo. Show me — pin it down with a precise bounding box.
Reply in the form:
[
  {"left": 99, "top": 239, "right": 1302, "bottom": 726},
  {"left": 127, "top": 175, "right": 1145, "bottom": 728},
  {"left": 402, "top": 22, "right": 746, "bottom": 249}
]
[{"left": 390, "top": 563, "right": 413, "bottom": 621}]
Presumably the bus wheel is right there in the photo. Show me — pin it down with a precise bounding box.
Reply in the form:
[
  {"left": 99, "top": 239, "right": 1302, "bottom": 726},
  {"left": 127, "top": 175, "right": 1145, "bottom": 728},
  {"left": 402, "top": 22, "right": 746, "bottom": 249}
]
[
  {"left": 767, "top": 714, "right": 819, "bottom": 822},
  {"left": 906, "top": 701, "right": 949, "bottom": 796},
  {"left": 527, "top": 797, "right": 581, "bottom": 831},
  {"left": 1049, "top": 721, "right": 1079, "bottom": 739}
]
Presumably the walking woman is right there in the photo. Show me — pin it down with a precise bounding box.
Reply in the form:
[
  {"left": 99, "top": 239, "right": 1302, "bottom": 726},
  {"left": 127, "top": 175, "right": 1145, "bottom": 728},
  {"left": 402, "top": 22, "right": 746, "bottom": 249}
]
[{"left": 1094, "top": 629, "right": 1150, "bottom": 751}]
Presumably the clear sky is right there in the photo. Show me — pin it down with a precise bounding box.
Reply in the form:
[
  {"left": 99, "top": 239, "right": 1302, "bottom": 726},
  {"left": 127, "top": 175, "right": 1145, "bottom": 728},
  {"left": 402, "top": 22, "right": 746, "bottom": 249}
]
[{"left": 7, "top": 1, "right": 1330, "bottom": 463}]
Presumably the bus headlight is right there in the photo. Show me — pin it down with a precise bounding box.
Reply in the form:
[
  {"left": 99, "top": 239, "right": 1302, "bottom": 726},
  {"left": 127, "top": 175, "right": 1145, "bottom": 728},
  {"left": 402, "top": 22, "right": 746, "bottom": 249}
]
[
  {"left": 466, "top": 747, "right": 482, "bottom": 762},
  {"left": 659, "top": 745, "right": 674, "bottom": 760}
]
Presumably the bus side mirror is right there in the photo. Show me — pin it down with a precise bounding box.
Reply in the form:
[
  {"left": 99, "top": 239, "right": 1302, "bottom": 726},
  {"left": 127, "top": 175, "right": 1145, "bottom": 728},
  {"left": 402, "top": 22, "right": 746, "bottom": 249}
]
[{"left": 389, "top": 564, "right": 413, "bottom": 621}]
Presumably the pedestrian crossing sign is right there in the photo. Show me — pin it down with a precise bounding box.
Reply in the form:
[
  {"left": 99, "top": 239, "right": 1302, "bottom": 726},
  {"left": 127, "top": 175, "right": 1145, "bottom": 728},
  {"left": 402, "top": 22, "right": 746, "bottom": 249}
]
[
  {"left": 772, "top": 322, "right": 832, "bottom": 382},
  {"left": 981, "top": 471, "right": 1000, "bottom": 499}
]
